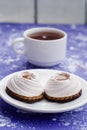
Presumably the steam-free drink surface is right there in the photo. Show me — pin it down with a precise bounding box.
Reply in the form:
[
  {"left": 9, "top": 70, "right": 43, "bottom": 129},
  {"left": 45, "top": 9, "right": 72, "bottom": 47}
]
[{"left": 28, "top": 31, "right": 64, "bottom": 40}]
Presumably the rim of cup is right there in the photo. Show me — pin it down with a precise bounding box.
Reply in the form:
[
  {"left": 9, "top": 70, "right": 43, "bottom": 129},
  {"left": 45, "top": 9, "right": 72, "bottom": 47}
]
[{"left": 24, "top": 27, "right": 67, "bottom": 42}]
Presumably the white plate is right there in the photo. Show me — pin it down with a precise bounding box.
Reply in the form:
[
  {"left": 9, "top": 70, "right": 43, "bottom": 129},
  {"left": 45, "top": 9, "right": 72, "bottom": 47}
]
[{"left": 0, "top": 69, "right": 87, "bottom": 113}]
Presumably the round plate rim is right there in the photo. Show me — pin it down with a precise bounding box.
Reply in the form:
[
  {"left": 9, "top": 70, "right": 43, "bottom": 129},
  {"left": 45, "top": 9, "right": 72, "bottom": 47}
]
[{"left": 0, "top": 69, "right": 87, "bottom": 113}]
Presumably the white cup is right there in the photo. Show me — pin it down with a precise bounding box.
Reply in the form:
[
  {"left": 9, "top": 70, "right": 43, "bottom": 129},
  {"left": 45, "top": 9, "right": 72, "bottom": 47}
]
[{"left": 13, "top": 27, "right": 67, "bottom": 67}]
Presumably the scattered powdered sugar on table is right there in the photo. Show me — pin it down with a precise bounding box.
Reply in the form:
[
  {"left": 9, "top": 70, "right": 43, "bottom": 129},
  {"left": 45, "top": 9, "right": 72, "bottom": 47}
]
[
  {"left": 52, "top": 118, "right": 57, "bottom": 121},
  {"left": 0, "top": 115, "right": 11, "bottom": 127},
  {"left": 63, "top": 122, "right": 71, "bottom": 126},
  {"left": 0, "top": 115, "right": 16, "bottom": 128},
  {"left": 75, "top": 33, "right": 87, "bottom": 42},
  {"left": 71, "top": 24, "right": 77, "bottom": 29},
  {"left": 0, "top": 24, "right": 87, "bottom": 130},
  {"left": 1, "top": 56, "right": 20, "bottom": 65}
]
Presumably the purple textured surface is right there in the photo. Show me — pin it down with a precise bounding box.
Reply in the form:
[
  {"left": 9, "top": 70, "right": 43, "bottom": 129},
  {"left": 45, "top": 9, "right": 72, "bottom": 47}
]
[{"left": 0, "top": 23, "right": 87, "bottom": 130}]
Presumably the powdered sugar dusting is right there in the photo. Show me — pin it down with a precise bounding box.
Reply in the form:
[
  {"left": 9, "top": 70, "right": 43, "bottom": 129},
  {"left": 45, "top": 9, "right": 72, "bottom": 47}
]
[
  {"left": 0, "top": 115, "right": 11, "bottom": 127},
  {"left": 75, "top": 33, "right": 87, "bottom": 42},
  {"left": 0, "top": 115, "right": 16, "bottom": 128},
  {"left": 52, "top": 118, "right": 57, "bottom": 121},
  {"left": 0, "top": 24, "right": 87, "bottom": 130}
]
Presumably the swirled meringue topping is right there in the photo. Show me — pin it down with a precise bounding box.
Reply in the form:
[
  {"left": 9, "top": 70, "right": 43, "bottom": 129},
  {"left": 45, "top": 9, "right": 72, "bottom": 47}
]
[
  {"left": 7, "top": 71, "right": 43, "bottom": 97},
  {"left": 45, "top": 73, "right": 82, "bottom": 97}
]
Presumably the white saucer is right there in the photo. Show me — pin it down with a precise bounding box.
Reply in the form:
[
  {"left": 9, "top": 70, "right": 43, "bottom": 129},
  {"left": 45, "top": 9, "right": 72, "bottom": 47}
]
[{"left": 0, "top": 69, "right": 87, "bottom": 113}]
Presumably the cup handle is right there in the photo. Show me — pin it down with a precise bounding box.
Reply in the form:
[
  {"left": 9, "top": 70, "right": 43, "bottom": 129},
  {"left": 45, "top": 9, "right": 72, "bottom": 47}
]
[{"left": 12, "top": 37, "right": 25, "bottom": 54}]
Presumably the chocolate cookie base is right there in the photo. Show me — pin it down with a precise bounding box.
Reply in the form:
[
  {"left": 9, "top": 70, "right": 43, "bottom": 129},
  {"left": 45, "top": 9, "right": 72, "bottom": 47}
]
[
  {"left": 6, "top": 87, "right": 44, "bottom": 103},
  {"left": 44, "top": 89, "right": 82, "bottom": 103}
]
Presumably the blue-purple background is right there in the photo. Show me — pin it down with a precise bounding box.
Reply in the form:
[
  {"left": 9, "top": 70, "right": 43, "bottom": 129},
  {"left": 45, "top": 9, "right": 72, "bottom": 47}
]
[{"left": 0, "top": 23, "right": 87, "bottom": 130}]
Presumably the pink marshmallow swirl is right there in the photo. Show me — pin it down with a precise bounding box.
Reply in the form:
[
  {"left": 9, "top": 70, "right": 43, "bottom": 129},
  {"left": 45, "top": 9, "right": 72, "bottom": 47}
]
[
  {"left": 7, "top": 71, "right": 43, "bottom": 97},
  {"left": 45, "top": 73, "right": 82, "bottom": 97}
]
